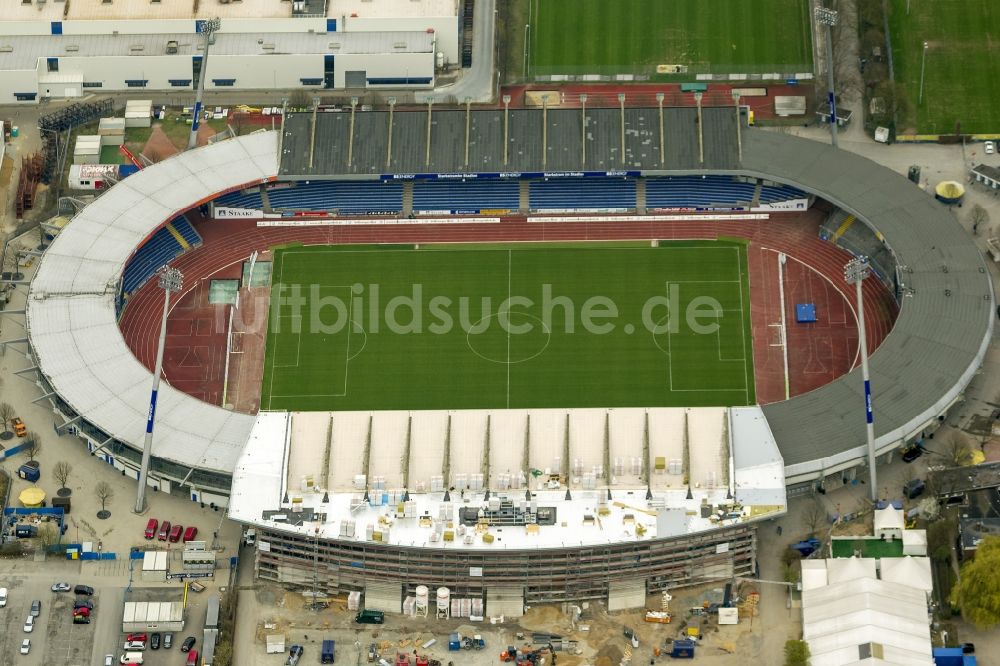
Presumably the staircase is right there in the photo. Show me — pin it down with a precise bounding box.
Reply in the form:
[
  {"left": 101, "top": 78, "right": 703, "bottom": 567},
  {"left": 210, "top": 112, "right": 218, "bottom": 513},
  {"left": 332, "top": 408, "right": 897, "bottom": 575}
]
[{"left": 461, "top": 0, "right": 474, "bottom": 68}]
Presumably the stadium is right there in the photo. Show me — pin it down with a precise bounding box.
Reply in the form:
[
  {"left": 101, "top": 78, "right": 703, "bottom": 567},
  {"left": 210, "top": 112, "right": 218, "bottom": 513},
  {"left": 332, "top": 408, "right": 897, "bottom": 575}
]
[{"left": 24, "top": 97, "right": 992, "bottom": 609}]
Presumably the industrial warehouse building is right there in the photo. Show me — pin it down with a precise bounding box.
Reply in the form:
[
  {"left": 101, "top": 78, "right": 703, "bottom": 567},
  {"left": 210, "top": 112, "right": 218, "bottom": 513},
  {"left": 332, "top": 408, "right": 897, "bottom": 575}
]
[{"left": 0, "top": 0, "right": 456, "bottom": 102}]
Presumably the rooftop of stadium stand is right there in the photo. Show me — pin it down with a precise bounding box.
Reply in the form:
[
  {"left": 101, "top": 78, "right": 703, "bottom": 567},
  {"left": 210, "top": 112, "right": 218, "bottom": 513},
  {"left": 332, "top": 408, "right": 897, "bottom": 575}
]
[
  {"left": 26, "top": 107, "right": 993, "bottom": 482},
  {"left": 0, "top": 31, "right": 433, "bottom": 69},
  {"left": 227, "top": 408, "right": 786, "bottom": 548},
  {"left": 279, "top": 107, "right": 739, "bottom": 177},
  {"left": 328, "top": 0, "right": 458, "bottom": 19}
]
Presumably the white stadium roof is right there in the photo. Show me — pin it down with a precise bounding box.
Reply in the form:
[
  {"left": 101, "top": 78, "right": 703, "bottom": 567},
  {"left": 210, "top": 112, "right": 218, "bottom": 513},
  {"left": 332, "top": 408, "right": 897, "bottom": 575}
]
[{"left": 27, "top": 132, "right": 278, "bottom": 474}]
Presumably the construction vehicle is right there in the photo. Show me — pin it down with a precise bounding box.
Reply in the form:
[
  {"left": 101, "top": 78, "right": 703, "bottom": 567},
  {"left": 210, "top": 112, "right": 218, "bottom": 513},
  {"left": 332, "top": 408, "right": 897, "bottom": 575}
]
[
  {"left": 668, "top": 639, "right": 696, "bottom": 659},
  {"left": 461, "top": 635, "right": 485, "bottom": 650},
  {"left": 500, "top": 646, "right": 553, "bottom": 665},
  {"left": 395, "top": 653, "right": 410, "bottom": 666},
  {"left": 12, "top": 417, "right": 26, "bottom": 437}
]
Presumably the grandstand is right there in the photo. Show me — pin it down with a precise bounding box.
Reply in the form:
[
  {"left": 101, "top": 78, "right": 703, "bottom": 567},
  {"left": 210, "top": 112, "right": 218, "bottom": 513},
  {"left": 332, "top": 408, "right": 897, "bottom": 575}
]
[
  {"left": 528, "top": 177, "right": 636, "bottom": 211},
  {"left": 21, "top": 104, "right": 993, "bottom": 605},
  {"left": 412, "top": 179, "right": 520, "bottom": 214}
]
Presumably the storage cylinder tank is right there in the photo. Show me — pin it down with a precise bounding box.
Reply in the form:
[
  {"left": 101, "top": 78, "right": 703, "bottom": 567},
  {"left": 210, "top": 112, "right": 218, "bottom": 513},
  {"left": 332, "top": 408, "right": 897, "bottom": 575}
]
[
  {"left": 437, "top": 587, "right": 450, "bottom": 606},
  {"left": 415, "top": 586, "right": 429, "bottom": 605}
]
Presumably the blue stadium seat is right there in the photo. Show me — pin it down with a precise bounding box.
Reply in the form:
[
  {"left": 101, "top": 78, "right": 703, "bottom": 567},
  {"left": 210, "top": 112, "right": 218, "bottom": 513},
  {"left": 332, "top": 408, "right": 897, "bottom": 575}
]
[
  {"left": 266, "top": 181, "right": 403, "bottom": 214},
  {"left": 412, "top": 179, "right": 519, "bottom": 213},
  {"left": 121, "top": 227, "right": 185, "bottom": 296},
  {"left": 528, "top": 178, "right": 636, "bottom": 211},
  {"left": 171, "top": 215, "right": 203, "bottom": 247},
  {"left": 645, "top": 176, "right": 759, "bottom": 209},
  {"left": 213, "top": 187, "right": 264, "bottom": 210}
]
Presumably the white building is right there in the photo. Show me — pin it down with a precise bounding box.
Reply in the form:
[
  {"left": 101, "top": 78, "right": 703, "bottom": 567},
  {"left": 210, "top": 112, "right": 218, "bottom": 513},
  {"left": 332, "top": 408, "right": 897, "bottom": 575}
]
[
  {"left": 0, "top": 0, "right": 455, "bottom": 103},
  {"left": 0, "top": 31, "right": 434, "bottom": 102}
]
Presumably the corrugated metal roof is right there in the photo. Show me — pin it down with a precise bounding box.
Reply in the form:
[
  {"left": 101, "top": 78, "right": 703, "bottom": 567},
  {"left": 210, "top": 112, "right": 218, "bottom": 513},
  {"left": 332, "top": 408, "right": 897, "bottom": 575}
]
[{"left": 0, "top": 31, "right": 433, "bottom": 69}]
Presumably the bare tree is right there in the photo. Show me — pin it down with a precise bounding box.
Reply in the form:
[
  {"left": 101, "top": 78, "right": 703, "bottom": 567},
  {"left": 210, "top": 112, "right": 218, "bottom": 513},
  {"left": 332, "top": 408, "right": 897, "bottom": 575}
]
[
  {"left": 0, "top": 402, "right": 14, "bottom": 434},
  {"left": 53, "top": 461, "right": 73, "bottom": 490},
  {"left": 23, "top": 431, "right": 41, "bottom": 463},
  {"left": 36, "top": 522, "right": 59, "bottom": 550},
  {"left": 969, "top": 204, "right": 990, "bottom": 236},
  {"left": 942, "top": 431, "right": 974, "bottom": 467},
  {"left": 802, "top": 497, "right": 828, "bottom": 537},
  {"left": 94, "top": 482, "right": 114, "bottom": 512},
  {"left": 871, "top": 80, "right": 911, "bottom": 129}
]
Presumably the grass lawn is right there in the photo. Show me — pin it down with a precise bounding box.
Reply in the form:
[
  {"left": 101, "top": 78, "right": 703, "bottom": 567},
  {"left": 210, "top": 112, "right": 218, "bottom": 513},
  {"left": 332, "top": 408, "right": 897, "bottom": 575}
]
[
  {"left": 889, "top": 0, "right": 1000, "bottom": 134},
  {"left": 526, "top": 0, "right": 812, "bottom": 77},
  {"left": 261, "top": 242, "right": 755, "bottom": 412},
  {"left": 831, "top": 537, "right": 904, "bottom": 558}
]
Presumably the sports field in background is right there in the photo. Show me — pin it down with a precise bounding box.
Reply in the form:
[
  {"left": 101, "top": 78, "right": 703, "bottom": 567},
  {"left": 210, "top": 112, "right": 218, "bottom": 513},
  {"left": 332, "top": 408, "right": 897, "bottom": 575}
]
[
  {"left": 889, "top": 0, "right": 1000, "bottom": 134},
  {"left": 525, "top": 0, "right": 813, "bottom": 77},
  {"left": 261, "top": 242, "right": 755, "bottom": 412}
]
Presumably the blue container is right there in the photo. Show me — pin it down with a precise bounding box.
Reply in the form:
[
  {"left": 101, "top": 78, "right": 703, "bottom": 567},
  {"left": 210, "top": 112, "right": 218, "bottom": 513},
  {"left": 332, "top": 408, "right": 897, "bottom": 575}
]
[
  {"left": 17, "top": 464, "right": 40, "bottom": 482},
  {"left": 448, "top": 633, "right": 461, "bottom": 651}
]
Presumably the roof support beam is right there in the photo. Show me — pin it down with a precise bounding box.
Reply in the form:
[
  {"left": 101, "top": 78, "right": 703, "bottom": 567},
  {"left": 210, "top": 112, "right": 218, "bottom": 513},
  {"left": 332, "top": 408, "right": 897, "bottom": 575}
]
[
  {"left": 542, "top": 98, "right": 548, "bottom": 169},
  {"left": 402, "top": 415, "right": 412, "bottom": 491},
  {"left": 464, "top": 98, "right": 472, "bottom": 168},
  {"left": 179, "top": 466, "right": 195, "bottom": 487},
  {"left": 55, "top": 415, "right": 81, "bottom": 434},
  {"left": 308, "top": 98, "right": 319, "bottom": 169},
  {"left": 580, "top": 94, "right": 587, "bottom": 168},
  {"left": 31, "top": 391, "right": 56, "bottom": 404},
  {"left": 481, "top": 414, "right": 491, "bottom": 494},
  {"left": 442, "top": 413, "right": 452, "bottom": 491},
  {"left": 425, "top": 98, "right": 434, "bottom": 168},
  {"left": 347, "top": 96, "right": 358, "bottom": 168},
  {"left": 91, "top": 437, "right": 115, "bottom": 458},
  {"left": 386, "top": 97, "right": 397, "bottom": 171},
  {"left": 656, "top": 92, "right": 665, "bottom": 166},
  {"left": 694, "top": 92, "right": 705, "bottom": 165},
  {"left": 618, "top": 93, "right": 626, "bottom": 165},
  {"left": 502, "top": 95, "right": 510, "bottom": 166},
  {"left": 14, "top": 365, "right": 38, "bottom": 376}
]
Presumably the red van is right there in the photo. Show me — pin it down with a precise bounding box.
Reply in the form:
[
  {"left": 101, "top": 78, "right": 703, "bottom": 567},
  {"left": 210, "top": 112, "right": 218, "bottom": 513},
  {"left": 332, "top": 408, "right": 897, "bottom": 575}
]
[
  {"left": 143, "top": 518, "right": 158, "bottom": 540},
  {"left": 182, "top": 526, "right": 198, "bottom": 543},
  {"left": 168, "top": 524, "right": 183, "bottom": 543},
  {"left": 186, "top": 649, "right": 199, "bottom": 666},
  {"left": 157, "top": 521, "right": 171, "bottom": 541}
]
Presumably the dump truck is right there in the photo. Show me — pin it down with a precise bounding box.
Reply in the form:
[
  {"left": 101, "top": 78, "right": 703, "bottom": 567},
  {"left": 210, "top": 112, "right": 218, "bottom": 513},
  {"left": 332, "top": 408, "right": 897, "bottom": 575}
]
[{"left": 12, "top": 417, "right": 26, "bottom": 437}]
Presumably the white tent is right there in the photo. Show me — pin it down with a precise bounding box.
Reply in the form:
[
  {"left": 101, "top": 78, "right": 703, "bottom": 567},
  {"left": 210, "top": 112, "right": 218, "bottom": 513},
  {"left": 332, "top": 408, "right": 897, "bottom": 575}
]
[
  {"left": 801, "top": 559, "right": 829, "bottom": 591},
  {"left": 826, "top": 557, "right": 877, "bottom": 585},
  {"left": 902, "top": 529, "right": 927, "bottom": 556},
  {"left": 803, "top": 560, "right": 933, "bottom": 666},
  {"left": 880, "top": 557, "right": 932, "bottom": 594},
  {"left": 874, "top": 507, "right": 905, "bottom": 540}
]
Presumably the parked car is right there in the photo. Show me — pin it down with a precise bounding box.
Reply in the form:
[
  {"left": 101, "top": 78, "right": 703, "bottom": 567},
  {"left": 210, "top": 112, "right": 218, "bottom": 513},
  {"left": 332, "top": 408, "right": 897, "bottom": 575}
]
[
  {"left": 72, "top": 613, "right": 90, "bottom": 624},
  {"left": 286, "top": 645, "right": 304, "bottom": 666},
  {"left": 182, "top": 526, "right": 198, "bottom": 542},
  {"left": 163, "top": 633, "right": 173, "bottom": 649},
  {"left": 986, "top": 141, "right": 995, "bottom": 155},
  {"left": 23, "top": 616, "right": 33, "bottom": 633},
  {"left": 29, "top": 600, "right": 40, "bottom": 617},
  {"left": 157, "top": 521, "right": 171, "bottom": 541},
  {"left": 104, "top": 656, "right": 114, "bottom": 666},
  {"left": 73, "top": 607, "right": 90, "bottom": 618},
  {"left": 73, "top": 585, "right": 94, "bottom": 596},
  {"left": 50, "top": 582, "right": 71, "bottom": 592},
  {"left": 901, "top": 445, "right": 923, "bottom": 463},
  {"left": 904, "top": 478, "right": 926, "bottom": 499},
  {"left": 185, "top": 649, "right": 199, "bottom": 666},
  {"left": 20, "top": 639, "right": 30, "bottom": 655},
  {"left": 126, "top": 633, "right": 148, "bottom": 643},
  {"left": 143, "top": 518, "right": 158, "bottom": 540},
  {"left": 181, "top": 636, "right": 196, "bottom": 653},
  {"left": 962, "top": 643, "right": 976, "bottom": 654},
  {"left": 123, "top": 640, "right": 146, "bottom": 651},
  {"left": 150, "top": 633, "right": 161, "bottom": 650},
  {"left": 168, "top": 524, "right": 183, "bottom": 543},
  {"left": 0, "top": 587, "right": 8, "bottom": 606},
  {"left": 74, "top": 598, "right": 94, "bottom": 611}
]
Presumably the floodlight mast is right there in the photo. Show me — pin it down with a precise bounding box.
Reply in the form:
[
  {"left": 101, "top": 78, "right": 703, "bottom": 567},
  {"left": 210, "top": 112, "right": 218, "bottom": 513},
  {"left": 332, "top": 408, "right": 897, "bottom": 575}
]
[
  {"left": 845, "top": 257, "right": 876, "bottom": 502},
  {"left": 134, "top": 267, "right": 183, "bottom": 514},
  {"left": 187, "top": 17, "right": 222, "bottom": 151},
  {"left": 815, "top": 7, "right": 839, "bottom": 148}
]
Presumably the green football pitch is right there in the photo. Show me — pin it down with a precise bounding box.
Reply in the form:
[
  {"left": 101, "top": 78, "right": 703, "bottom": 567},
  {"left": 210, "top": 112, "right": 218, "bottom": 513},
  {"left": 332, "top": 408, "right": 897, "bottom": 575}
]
[
  {"left": 889, "top": 0, "right": 1000, "bottom": 134},
  {"left": 260, "top": 242, "right": 755, "bottom": 412},
  {"left": 525, "top": 0, "right": 813, "bottom": 77}
]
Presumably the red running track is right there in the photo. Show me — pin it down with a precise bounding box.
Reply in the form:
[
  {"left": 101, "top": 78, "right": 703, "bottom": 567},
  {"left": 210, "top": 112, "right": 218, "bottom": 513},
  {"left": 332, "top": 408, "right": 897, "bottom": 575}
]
[{"left": 118, "top": 212, "right": 898, "bottom": 412}]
